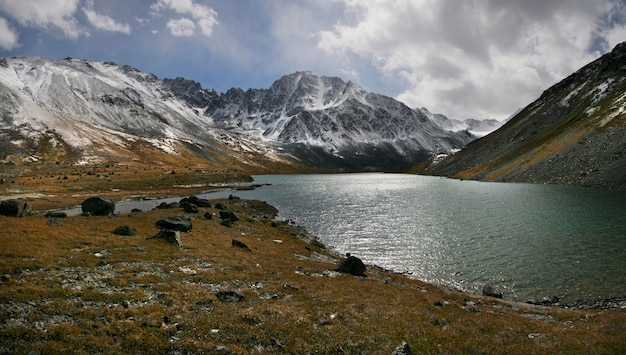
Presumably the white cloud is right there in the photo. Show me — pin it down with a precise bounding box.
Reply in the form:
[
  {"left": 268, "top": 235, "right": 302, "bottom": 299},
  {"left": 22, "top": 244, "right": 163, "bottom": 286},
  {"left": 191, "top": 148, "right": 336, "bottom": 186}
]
[
  {"left": 166, "top": 17, "right": 194, "bottom": 37},
  {"left": 0, "top": 17, "right": 18, "bottom": 50},
  {"left": 151, "top": 0, "right": 218, "bottom": 37},
  {"left": 0, "top": 0, "right": 85, "bottom": 38},
  {"left": 318, "top": 0, "right": 623, "bottom": 119},
  {"left": 82, "top": 1, "right": 131, "bottom": 34}
]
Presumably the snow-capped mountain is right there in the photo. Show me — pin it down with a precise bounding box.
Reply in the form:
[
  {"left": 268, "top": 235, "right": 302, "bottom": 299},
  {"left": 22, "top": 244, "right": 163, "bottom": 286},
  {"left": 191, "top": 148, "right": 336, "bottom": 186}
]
[
  {"left": 0, "top": 57, "right": 475, "bottom": 171},
  {"left": 166, "top": 71, "right": 475, "bottom": 169}
]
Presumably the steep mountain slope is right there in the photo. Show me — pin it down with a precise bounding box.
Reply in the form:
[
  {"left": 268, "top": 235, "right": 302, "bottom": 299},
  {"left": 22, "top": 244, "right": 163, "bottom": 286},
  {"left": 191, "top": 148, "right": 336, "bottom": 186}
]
[
  {"left": 0, "top": 57, "right": 474, "bottom": 172},
  {"left": 424, "top": 42, "right": 626, "bottom": 189}
]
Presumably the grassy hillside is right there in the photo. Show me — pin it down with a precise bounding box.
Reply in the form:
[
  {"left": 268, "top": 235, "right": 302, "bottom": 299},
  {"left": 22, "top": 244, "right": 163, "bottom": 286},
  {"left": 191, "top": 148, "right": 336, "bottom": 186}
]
[{"left": 1, "top": 197, "right": 625, "bottom": 354}]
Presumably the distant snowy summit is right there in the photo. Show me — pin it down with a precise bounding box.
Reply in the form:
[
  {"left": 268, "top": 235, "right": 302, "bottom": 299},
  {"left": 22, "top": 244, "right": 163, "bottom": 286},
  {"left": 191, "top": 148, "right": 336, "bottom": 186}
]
[{"left": 0, "top": 57, "right": 493, "bottom": 171}]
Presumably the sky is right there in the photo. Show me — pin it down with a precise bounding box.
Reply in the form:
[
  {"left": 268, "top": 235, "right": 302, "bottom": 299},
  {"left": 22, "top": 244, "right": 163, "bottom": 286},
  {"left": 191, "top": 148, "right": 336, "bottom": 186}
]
[{"left": 0, "top": 0, "right": 625, "bottom": 121}]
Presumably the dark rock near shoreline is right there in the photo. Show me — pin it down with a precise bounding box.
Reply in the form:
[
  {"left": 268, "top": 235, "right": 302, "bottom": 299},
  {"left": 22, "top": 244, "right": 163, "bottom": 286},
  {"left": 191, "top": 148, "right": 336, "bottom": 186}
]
[
  {"left": 0, "top": 200, "right": 32, "bottom": 217},
  {"left": 156, "top": 216, "right": 192, "bottom": 232},
  {"left": 181, "top": 196, "right": 211, "bottom": 207},
  {"left": 181, "top": 202, "right": 199, "bottom": 213},
  {"left": 214, "top": 202, "right": 227, "bottom": 210},
  {"left": 81, "top": 197, "right": 115, "bottom": 216},
  {"left": 334, "top": 254, "right": 366, "bottom": 276}
]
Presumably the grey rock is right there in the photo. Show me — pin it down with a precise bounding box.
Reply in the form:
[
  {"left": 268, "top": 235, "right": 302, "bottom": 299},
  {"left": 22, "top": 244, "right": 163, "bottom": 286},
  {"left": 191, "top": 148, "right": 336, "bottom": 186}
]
[
  {"left": 214, "top": 202, "right": 227, "bottom": 210},
  {"left": 392, "top": 340, "right": 412, "bottom": 355},
  {"left": 151, "top": 229, "right": 182, "bottom": 247}
]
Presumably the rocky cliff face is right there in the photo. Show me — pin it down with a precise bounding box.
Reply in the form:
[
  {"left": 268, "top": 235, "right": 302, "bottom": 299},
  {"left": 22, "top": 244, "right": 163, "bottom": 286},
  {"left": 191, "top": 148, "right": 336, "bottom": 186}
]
[
  {"left": 0, "top": 58, "right": 476, "bottom": 171},
  {"left": 424, "top": 42, "right": 626, "bottom": 189}
]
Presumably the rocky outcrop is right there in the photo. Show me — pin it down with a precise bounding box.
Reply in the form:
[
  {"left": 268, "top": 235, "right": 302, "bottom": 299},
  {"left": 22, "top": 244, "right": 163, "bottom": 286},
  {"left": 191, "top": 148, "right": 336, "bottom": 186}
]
[{"left": 0, "top": 200, "right": 31, "bottom": 217}]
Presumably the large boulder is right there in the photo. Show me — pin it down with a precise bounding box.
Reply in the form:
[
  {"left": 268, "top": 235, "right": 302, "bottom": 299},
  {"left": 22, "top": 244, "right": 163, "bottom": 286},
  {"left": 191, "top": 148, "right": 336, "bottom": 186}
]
[
  {"left": 0, "top": 200, "right": 32, "bottom": 217},
  {"left": 334, "top": 254, "right": 366, "bottom": 276},
  {"left": 156, "top": 216, "right": 192, "bottom": 232},
  {"left": 81, "top": 197, "right": 115, "bottom": 216}
]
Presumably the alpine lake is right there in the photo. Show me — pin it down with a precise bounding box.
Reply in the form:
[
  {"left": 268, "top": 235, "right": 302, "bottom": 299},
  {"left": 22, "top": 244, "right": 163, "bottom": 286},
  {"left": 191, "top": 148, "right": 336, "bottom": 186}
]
[{"left": 60, "top": 173, "right": 626, "bottom": 305}]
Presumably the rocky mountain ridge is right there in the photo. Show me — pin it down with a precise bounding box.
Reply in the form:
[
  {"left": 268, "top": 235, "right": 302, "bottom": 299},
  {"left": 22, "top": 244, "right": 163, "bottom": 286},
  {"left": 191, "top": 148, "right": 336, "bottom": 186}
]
[
  {"left": 0, "top": 58, "right": 478, "bottom": 171},
  {"left": 423, "top": 42, "right": 626, "bottom": 189}
]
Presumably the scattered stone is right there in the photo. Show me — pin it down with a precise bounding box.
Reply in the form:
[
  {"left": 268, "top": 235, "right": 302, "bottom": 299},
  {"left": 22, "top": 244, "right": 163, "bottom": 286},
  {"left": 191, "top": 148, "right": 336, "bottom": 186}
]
[
  {"left": 44, "top": 211, "right": 67, "bottom": 218},
  {"left": 181, "top": 202, "right": 199, "bottom": 213},
  {"left": 232, "top": 239, "right": 251, "bottom": 251},
  {"left": 216, "top": 290, "right": 244, "bottom": 302},
  {"left": 150, "top": 229, "right": 183, "bottom": 247},
  {"left": 219, "top": 210, "right": 239, "bottom": 222},
  {"left": 156, "top": 216, "right": 192, "bottom": 232},
  {"left": 392, "top": 340, "right": 412, "bottom": 355},
  {"left": 178, "top": 266, "right": 197, "bottom": 275},
  {"left": 81, "top": 196, "right": 115, "bottom": 216},
  {"left": 334, "top": 254, "right": 366, "bottom": 276},
  {"left": 220, "top": 218, "right": 233, "bottom": 227},
  {"left": 181, "top": 196, "right": 211, "bottom": 207},
  {"left": 1, "top": 274, "right": 10, "bottom": 283},
  {"left": 0, "top": 200, "right": 32, "bottom": 217},
  {"left": 131, "top": 208, "right": 142, "bottom": 213},
  {"left": 112, "top": 225, "right": 137, "bottom": 236},
  {"left": 203, "top": 212, "right": 213, "bottom": 220},
  {"left": 47, "top": 218, "right": 62, "bottom": 226},
  {"left": 214, "top": 202, "right": 227, "bottom": 210},
  {"left": 482, "top": 284, "right": 503, "bottom": 299},
  {"left": 270, "top": 337, "right": 285, "bottom": 350},
  {"left": 156, "top": 202, "right": 180, "bottom": 210}
]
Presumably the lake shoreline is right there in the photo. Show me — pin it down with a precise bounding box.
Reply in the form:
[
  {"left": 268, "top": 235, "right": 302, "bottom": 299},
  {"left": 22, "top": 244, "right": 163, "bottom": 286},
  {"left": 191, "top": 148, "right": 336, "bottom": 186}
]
[{"left": 16, "top": 186, "right": 626, "bottom": 311}]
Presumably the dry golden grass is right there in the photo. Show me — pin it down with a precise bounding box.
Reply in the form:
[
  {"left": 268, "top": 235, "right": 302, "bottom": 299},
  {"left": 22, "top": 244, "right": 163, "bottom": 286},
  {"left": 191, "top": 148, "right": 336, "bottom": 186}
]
[{"left": 1, "top": 198, "right": 625, "bottom": 354}]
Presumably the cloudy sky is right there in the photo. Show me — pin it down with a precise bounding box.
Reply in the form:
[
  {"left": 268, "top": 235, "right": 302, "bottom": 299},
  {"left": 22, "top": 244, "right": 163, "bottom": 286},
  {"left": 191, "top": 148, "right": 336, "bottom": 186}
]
[{"left": 0, "top": 0, "right": 625, "bottom": 120}]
